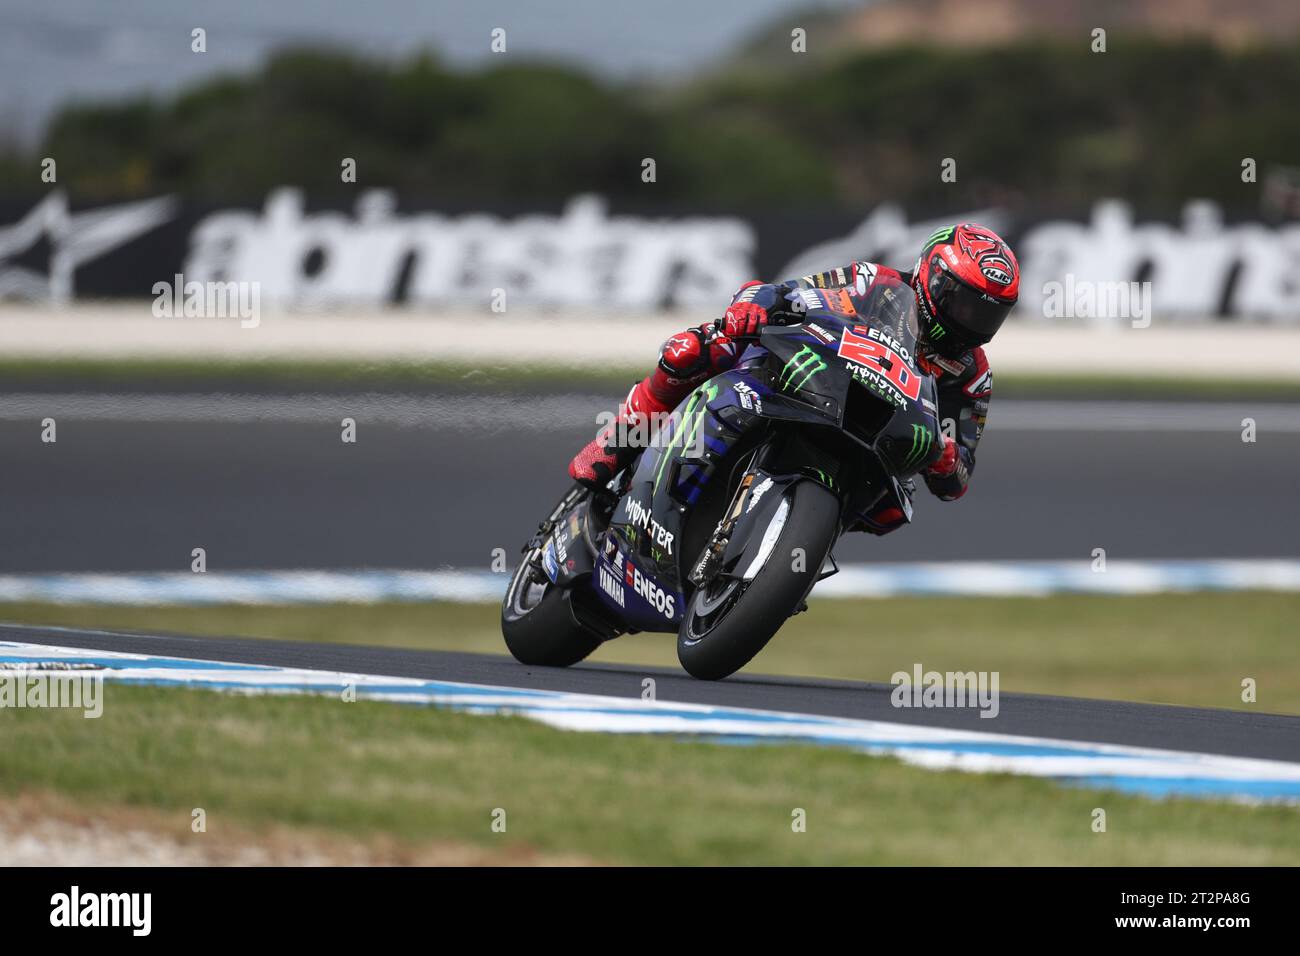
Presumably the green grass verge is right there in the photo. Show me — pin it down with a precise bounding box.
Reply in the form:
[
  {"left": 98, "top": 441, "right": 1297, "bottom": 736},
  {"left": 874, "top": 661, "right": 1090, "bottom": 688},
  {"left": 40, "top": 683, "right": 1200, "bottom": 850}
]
[
  {"left": 3, "top": 683, "right": 1296, "bottom": 865},
  {"left": 3, "top": 591, "right": 1297, "bottom": 713},
  {"left": 3, "top": 356, "right": 1297, "bottom": 400}
]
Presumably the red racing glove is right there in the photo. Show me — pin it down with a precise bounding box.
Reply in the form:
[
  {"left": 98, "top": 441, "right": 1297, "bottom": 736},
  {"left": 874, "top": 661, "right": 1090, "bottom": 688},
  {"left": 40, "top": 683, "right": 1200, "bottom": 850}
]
[
  {"left": 925, "top": 435, "right": 960, "bottom": 477},
  {"left": 720, "top": 302, "right": 769, "bottom": 339}
]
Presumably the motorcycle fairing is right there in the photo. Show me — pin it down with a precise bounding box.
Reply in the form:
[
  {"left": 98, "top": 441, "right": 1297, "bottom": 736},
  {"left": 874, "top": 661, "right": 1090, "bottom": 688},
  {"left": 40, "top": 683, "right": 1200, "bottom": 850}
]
[
  {"left": 594, "top": 377, "right": 764, "bottom": 629},
  {"left": 591, "top": 537, "right": 681, "bottom": 633},
  {"left": 542, "top": 499, "right": 596, "bottom": 587}
]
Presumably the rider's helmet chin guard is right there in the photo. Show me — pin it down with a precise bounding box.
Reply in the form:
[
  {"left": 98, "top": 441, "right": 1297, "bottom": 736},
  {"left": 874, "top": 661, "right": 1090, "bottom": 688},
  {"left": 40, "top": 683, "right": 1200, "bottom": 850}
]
[{"left": 912, "top": 222, "right": 1020, "bottom": 359}]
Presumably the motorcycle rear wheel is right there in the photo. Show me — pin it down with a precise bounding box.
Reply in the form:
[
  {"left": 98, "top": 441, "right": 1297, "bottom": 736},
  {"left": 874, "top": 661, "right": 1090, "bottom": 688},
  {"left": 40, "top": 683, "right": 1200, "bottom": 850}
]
[{"left": 501, "top": 551, "right": 603, "bottom": 667}]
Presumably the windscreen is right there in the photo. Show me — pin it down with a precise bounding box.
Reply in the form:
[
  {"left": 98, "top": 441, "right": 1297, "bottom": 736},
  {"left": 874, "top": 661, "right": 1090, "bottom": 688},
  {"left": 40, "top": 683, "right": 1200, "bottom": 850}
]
[{"left": 851, "top": 275, "right": 920, "bottom": 359}]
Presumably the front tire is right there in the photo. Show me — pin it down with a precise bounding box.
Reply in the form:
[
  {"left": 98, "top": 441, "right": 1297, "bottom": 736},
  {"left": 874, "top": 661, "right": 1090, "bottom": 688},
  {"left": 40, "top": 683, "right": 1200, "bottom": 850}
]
[{"left": 677, "top": 480, "right": 839, "bottom": 680}]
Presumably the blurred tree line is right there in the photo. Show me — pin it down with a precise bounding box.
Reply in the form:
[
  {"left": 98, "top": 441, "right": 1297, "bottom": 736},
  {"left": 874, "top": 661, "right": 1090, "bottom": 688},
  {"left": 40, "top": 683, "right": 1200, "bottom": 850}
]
[{"left": 3, "top": 39, "right": 1296, "bottom": 211}]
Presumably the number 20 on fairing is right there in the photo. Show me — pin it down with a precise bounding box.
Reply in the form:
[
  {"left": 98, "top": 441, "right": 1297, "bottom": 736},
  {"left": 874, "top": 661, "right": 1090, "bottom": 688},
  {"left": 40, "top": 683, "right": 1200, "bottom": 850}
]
[{"left": 836, "top": 325, "right": 922, "bottom": 400}]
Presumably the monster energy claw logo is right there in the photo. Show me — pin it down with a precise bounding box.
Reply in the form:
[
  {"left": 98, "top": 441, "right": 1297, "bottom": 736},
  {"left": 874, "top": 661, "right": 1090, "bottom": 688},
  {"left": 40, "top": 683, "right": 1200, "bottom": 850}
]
[
  {"left": 903, "top": 423, "right": 934, "bottom": 468},
  {"left": 924, "top": 225, "right": 955, "bottom": 248},
  {"left": 652, "top": 383, "right": 717, "bottom": 495},
  {"left": 779, "top": 346, "right": 828, "bottom": 393}
]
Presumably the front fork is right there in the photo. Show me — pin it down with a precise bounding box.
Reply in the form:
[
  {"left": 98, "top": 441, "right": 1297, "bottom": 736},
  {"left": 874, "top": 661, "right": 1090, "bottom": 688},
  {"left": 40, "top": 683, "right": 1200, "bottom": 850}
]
[
  {"left": 689, "top": 466, "right": 763, "bottom": 587},
  {"left": 690, "top": 463, "right": 843, "bottom": 612}
]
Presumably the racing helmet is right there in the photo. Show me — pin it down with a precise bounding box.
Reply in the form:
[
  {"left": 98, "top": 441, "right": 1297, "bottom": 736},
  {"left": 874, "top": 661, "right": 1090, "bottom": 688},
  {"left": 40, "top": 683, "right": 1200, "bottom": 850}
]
[{"left": 911, "top": 223, "right": 1019, "bottom": 358}]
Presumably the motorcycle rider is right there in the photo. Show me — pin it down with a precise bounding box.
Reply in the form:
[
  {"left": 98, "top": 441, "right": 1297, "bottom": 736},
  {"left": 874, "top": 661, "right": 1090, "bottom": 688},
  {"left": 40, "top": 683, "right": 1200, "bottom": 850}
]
[{"left": 567, "top": 222, "right": 1019, "bottom": 534}]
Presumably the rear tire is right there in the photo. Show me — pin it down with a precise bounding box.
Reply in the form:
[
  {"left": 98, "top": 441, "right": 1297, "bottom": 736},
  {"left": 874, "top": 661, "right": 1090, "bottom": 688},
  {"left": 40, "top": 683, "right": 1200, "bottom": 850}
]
[
  {"left": 677, "top": 480, "right": 839, "bottom": 680},
  {"left": 501, "top": 553, "right": 602, "bottom": 667}
]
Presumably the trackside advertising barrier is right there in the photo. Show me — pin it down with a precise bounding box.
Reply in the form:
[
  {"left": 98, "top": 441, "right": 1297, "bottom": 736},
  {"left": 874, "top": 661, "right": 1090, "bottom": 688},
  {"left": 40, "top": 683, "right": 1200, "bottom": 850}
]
[{"left": 2, "top": 190, "right": 1299, "bottom": 321}]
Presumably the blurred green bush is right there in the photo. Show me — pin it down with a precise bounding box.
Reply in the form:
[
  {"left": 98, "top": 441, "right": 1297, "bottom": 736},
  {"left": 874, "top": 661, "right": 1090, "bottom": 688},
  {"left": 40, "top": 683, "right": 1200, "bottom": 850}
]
[{"left": 4, "top": 39, "right": 1295, "bottom": 211}]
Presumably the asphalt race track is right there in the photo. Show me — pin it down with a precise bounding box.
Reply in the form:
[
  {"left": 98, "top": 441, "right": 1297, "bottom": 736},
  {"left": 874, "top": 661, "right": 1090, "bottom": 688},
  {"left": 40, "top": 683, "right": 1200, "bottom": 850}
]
[
  {"left": 4, "top": 622, "right": 1298, "bottom": 763},
  {"left": 2, "top": 393, "right": 1299, "bottom": 573}
]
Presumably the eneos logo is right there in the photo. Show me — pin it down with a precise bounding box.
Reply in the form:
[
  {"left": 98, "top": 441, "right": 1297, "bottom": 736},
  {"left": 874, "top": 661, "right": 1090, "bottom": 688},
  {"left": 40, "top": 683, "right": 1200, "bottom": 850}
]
[{"left": 625, "top": 561, "right": 676, "bottom": 618}]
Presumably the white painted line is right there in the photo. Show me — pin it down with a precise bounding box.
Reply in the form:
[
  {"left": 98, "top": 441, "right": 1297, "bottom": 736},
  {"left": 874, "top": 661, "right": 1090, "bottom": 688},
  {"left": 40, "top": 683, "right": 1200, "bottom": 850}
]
[{"left": 1, "top": 559, "right": 1299, "bottom": 606}]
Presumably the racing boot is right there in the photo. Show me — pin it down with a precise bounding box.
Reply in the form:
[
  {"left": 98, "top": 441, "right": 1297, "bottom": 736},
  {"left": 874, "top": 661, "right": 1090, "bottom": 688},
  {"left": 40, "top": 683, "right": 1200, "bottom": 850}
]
[{"left": 568, "top": 376, "right": 669, "bottom": 490}]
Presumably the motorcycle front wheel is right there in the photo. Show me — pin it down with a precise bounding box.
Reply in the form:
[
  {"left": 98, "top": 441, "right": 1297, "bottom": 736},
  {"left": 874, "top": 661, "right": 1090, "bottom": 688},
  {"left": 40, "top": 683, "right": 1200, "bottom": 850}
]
[{"left": 677, "top": 479, "right": 839, "bottom": 680}]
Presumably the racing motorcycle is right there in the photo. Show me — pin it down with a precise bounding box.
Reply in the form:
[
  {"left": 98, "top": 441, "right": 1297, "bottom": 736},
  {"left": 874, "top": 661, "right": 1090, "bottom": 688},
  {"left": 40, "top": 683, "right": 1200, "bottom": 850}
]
[{"left": 501, "top": 272, "right": 944, "bottom": 680}]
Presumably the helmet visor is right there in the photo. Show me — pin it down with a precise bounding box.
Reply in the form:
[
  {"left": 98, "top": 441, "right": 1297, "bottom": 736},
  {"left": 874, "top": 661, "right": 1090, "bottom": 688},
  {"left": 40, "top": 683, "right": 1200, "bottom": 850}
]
[{"left": 927, "top": 267, "right": 1012, "bottom": 342}]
